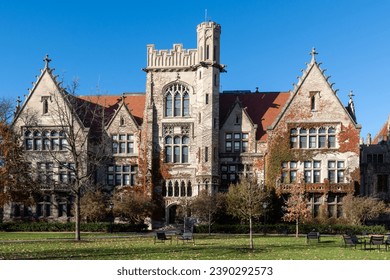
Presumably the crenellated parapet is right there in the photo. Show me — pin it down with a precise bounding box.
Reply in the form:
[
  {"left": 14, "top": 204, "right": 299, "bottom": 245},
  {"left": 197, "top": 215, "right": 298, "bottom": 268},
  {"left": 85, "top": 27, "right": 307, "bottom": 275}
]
[{"left": 146, "top": 44, "right": 198, "bottom": 70}]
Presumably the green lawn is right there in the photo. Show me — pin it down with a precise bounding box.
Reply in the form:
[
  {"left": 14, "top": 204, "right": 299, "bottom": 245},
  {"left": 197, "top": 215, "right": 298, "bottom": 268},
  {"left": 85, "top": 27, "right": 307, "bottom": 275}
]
[{"left": 0, "top": 232, "right": 389, "bottom": 260}]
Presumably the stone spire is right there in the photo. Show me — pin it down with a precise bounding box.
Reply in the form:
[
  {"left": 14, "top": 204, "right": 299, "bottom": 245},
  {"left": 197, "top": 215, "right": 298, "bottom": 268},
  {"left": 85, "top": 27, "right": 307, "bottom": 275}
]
[{"left": 347, "top": 90, "right": 356, "bottom": 122}]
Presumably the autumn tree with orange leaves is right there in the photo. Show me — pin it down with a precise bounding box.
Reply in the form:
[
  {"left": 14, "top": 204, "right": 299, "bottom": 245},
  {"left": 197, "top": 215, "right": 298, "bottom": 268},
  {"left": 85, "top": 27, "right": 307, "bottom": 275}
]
[
  {"left": 282, "top": 184, "right": 311, "bottom": 238},
  {"left": 0, "top": 121, "right": 39, "bottom": 208}
]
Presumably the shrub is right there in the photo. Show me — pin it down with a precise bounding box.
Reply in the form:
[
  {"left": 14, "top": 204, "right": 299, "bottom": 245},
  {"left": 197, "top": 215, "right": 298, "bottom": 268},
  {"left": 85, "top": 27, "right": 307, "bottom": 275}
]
[
  {"left": 194, "top": 223, "right": 386, "bottom": 235},
  {"left": 0, "top": 222, "right": 148, "bottom": 232}
]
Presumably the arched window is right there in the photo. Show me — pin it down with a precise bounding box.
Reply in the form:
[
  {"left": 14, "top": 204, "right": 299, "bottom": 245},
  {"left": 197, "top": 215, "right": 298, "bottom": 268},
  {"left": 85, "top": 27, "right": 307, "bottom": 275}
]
[
  {"left": 33, "top": 130, "right": 42, "bottom": 150},
  {"left": 174, "top": 181, "right": 179, "bottom": 197},
  {"left": 25, "top": 130, "right": 32, "bottom": 150},
  {"left": 183, "top": 92, "right": 189, "bottom": 116},
  {"left": 168, "top": 181, "right": 173, "bottom": 196},
  {"left": 162, "top": 182, "right": 167, "bottom": 197},
  {"left": 164, "top": 83, "right": 190, "bottom": 117},
  {"left": 165, "top": 93, "right": 172, "bottom": 116},
  {"left": 180, "top": 181, "right": 186, "bottom": 197},
  {"left": 187, "top": 181, "right": 192, "bottom": 197},
  {"left": 174, "top": 92, "right": 181, "bottom": 116}
]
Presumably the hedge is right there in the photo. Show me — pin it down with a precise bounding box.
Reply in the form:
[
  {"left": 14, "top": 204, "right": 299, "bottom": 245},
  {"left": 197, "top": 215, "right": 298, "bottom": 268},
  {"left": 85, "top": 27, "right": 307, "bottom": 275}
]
[
  {"left": 194, "top": 223, "right": 387, "bottom": 235},
  {"left": 0, "top": 222, "right": 148, "bottom": 232}
]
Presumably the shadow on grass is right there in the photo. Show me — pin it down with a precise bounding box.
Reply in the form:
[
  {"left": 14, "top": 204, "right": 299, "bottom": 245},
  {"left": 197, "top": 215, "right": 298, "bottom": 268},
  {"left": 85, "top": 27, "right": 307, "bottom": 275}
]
[{"left": 2, "top": 235, "right": 386, "bottom": 260}]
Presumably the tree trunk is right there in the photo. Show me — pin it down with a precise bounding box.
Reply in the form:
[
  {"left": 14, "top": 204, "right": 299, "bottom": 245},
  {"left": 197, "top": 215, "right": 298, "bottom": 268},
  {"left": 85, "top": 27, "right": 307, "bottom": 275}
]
[
  {"left": 295, "top": 218, "right": 299, "bottom": 238},
  {"left": 249, "top": 216, "right": 254, "bottom": 250},
  {"left": 75, "top": 189, "right": 81, "bottom": 241},
  {"left": 208, "top": 211, "right": 211, "bottom": 236}
]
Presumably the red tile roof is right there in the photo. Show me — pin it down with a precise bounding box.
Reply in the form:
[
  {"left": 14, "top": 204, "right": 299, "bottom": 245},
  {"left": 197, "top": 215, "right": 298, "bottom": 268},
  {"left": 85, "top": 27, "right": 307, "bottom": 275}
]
[
  {"left": 220, "top": 92, "right": 290, "bottom": 141},
  {"left": 78, "top": 94, "right": 146, "bottom": 125},
  {"left": 373, "top": 121, "right": 389, "bottom": 144},
  {"left": 78, "top": 92, "right": 289, "bottom": 141}
]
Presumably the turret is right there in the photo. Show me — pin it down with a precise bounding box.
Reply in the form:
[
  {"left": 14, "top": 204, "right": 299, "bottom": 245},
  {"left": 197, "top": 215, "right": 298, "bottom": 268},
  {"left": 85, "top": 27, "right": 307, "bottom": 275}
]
[{"left": 196, "top": 21, "right": 221, "bottom": 64}]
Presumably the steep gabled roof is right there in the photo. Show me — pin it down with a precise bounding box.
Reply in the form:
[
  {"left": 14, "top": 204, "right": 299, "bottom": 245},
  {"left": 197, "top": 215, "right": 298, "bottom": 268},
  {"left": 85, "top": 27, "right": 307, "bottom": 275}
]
[
  {"left": 79, "top": 94, "right": 145, "bottom": 126},
  {"left": 372, "top": 115, "right": 390, "bottom": 144},
  {"left": 105, "top": 96, "right": 141, "bottom": 130},
  {"left": 270, "top": 48, "right": 360, "bottom": 130},
  {"left": 220, "top": 92, "right": 290, "bottom": 141},
  {"left": 12, "top": 56, "right": 66, "bottom": 126}
]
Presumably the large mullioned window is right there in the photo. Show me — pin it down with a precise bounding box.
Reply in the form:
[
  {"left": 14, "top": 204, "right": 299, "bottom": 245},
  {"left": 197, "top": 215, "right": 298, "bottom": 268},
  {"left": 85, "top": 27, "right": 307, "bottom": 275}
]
[
  {"left": 164, "top": 83, "right": 190, "bottom": 117},
  {"left": 165, "top": 135, "right": 189, "bottom": 163},
  {"left": 290, "top": 127, "right": 336, "bottom": 149},
  {"left": 24, "top": 129, "right": 68, "bottom": 151}
]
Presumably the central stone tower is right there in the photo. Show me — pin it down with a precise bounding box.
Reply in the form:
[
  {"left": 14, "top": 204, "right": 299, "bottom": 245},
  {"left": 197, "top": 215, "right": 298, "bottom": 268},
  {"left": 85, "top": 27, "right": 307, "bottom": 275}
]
[{"left": 143, "top": 21, "right": 224, "bottom": 224}]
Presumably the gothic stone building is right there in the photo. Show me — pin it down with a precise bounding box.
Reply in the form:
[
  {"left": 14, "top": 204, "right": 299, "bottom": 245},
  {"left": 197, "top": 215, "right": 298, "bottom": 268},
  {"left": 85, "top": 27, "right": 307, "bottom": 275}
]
[
  {"left": 3, "top": 21, "right": 361, "bottom": 224},
  {"left": 360, "top": 115, "right": 390, "bottom": 201}
]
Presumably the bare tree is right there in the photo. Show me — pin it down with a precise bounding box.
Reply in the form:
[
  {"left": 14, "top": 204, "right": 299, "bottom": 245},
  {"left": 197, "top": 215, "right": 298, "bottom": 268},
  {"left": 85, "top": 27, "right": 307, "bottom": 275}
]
[
  {"left": 282, "top": 184, "right": 311, "bottom": 238},
  {"left": 31, "top": 80, "right": 110, "bottom": 240},
  {"left": 80, "top": 189, "right": 108, "bottom": 222},
  {"left": 0, "top": 97, "right": 14, "bottom": 123},
  {"left": 343, "top": 194, "right": 387, "bottom": 225},
  {"left": 226, "top": 176, "right": 268, "bottom": 250},
  {"left": 111, "top": 186, "right": 155, "bottom": 224},
  {"left": 191, "top": 190, "right": 226, "bottom": 235}
]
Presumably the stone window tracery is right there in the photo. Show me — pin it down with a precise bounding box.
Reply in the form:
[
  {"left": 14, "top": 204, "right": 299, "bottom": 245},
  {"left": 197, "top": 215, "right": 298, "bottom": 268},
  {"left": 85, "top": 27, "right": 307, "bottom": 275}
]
[
  {"left": 164, "top": 83, "right": 190, "bottom": 117},
  {"left": 162, "top": 180, "right": 192, "bottom": 197}
]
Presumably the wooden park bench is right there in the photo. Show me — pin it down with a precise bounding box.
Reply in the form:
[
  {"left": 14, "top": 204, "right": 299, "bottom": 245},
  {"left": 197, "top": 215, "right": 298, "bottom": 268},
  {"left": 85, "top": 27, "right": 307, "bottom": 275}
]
[
  {"left": 154, "top": 232, "right": 172, "bottom": 244},
  {"left": 306, "top": 231, "right": 320, "bottom": 244}
]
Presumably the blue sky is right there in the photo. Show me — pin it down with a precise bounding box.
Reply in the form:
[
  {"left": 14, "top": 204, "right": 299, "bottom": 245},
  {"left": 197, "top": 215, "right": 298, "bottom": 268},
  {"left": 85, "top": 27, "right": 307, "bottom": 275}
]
[{"left": 0, "top": 0, "right": 389, "bottom": 139}]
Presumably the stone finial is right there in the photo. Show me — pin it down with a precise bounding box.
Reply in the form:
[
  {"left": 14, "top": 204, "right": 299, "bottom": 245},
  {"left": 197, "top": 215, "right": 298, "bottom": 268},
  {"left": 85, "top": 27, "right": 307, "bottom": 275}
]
[
  {"left": 43, "top": 54, "right": 51, "bottom": 69},
  {"left": 367, "top": 133, "right": 372, "bottom": 145},
  {"left": 310, "top": 47, "right": 318, "bottom": 62},
  {"left": 348, "top": 90, "right": 355, "bottom": 100},
  {"left": 14, "top": 96, "right": 22, "bottom": 117}
]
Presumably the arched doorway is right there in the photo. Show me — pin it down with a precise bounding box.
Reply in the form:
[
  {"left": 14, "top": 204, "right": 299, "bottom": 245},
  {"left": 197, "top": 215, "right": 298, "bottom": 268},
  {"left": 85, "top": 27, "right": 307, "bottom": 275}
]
[{"left": 168, "top": 204, "right": 177, "bottom": 224}]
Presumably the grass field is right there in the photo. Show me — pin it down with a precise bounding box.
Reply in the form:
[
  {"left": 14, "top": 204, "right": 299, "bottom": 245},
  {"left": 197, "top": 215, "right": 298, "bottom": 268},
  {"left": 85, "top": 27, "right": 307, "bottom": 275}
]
[{"left": 0, "top": 232, "right": 389, "bottom": 260}]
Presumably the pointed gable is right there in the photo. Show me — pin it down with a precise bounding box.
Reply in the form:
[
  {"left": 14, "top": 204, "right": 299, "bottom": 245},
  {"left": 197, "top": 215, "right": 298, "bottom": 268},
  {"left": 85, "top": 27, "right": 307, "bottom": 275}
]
[
  {"left": 79, "top": 94, "right": 145, "bottom": 126},
  {"left": 220, "top": 92, "right": 290, "bottom": 141},
  {"left": 105, "top": 97, "right": 140, "bottom": 131},
  {"left": 12, "top": 57, "right": 74, "bottom": 128},
  {"left": 271, "top": 49, "right": 359, "bottom": 129}
]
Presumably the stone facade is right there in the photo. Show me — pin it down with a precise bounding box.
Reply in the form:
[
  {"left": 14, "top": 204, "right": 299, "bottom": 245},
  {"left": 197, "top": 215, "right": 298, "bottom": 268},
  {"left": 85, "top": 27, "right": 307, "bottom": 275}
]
[
  {"left": 2, "top": 21, "right": 362, "bottom": 225},
  {"left": 361, "top": 116, "right": 390, "bottom": 201},
  {"left": 267, "top": 51, "right": 361, "bottom": 219}
]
